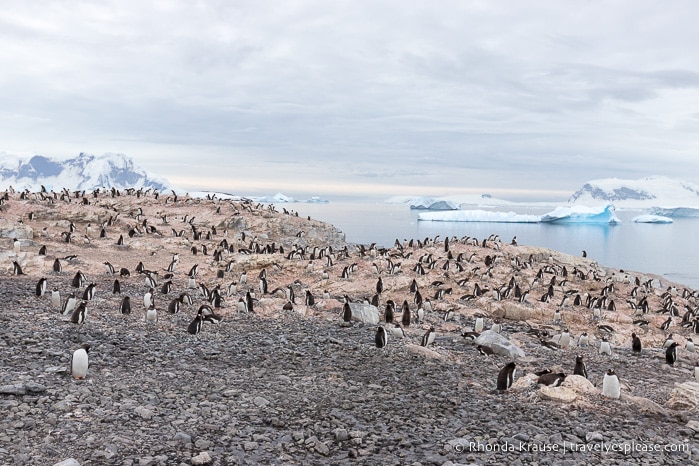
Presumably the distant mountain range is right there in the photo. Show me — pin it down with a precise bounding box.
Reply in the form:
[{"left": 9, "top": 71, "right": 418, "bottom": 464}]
[
  {"left": 0, "top": 153, "right": 172, "bottom": 192},
  {"left": 568, "top": 176, "right": 699, "bottom": 208}
]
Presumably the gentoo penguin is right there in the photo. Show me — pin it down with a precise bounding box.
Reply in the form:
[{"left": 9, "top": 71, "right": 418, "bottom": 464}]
[
  {"left": 12, "top": 261, "right": 24, "bottom": 275},
  {"left": 120, "top": 296, "right": 132, "bottom": 315},
  {"left": 145, "top": 304, "right": 158, "bottom": 323},
  {"left": 384, "top": 300, "right": 394, "bottom": 323},
  {"left": 167, "top": 297, "right": 180, "bottom": 314},
  {"left": 376, "top": 276, "right": 383, "bottom": 294},
  {"left": 375, "top": 326, "right": 388, "bottom": 349},
  {"left": 53, "top": 258, "right": 62, "bottom": 273},
  {"left": 13, "top": 238, "right": 20, "bottom": 254},
  {"left": 559, "top": 329, "right": 571, "bottom": 349},
  {"left": 70, "top": 344, "right": 90, "bottom": 379},
  {"left": 490, "top": 319, "right": 502, "bottom": 334},
  {"left": 421, "top": 326, "right": 436, "bottom": 347},
  {"left": 62, "top": 293, "right": 78, "bottom": 316},
  {"left": 416, "top": 307, "right": 424, "bottom": 324},
  {"left": 694, "top": 362, "right": 699, "bottom": 382},
  {"left": 112, "top": 279, "right": 121, "bottom": 294},
  {"left": 602, "top": 369, "right": 621, "bottom": 399},
  {"left": 660, "top": 316, "right": 673, "bottom": 331},
  {"left": 104, "top": 261, "right": 115, "bottom": 275},
  {"left": 574, "top": 355, "right": 588, "bottom": 379},
  {"left": 552, "top": 309, "right": 562, "bottom": 324},
  {"left": 70, "top": 301, "right": 87, "bottom": 324},
  {"left": 39, "top": 245, "right": 46, "bottom": 256},
  {"left": 537, "top": 372, "right": 566, "bottom": 386},
  {"left": 665, "top": 342, "right": 679, "bottom": 366},
  {"left": 143, "top": 288, "right": 154, "bottom": 309},
  {"left": 599, "top": 338, "right": 612, "bottom": 356},
  {"left": 342, "top": 302, "right": 352, "bottom": 322},
  {"left": 577, "top": 332, "right": 589, "bottom": 347},
  {"left": 686, "top": 337, "right": 695, "bottom": 353},
  {"left": 50, "top": 288, "right": 61, "bottom": 309},
  {"left": 496, "top": 362, "right": 517, "bottom": 391},
  {"left": 631, "top": 333, "right": 642, "bottom": 354},
  {"left": 443, "top": 308, "right": 455, "bottom": 322},
  {"left": 663, "top": 334, "right": 675, "bottom": 349},
  {"left": 388, "top": 323, "right": 405, "bottom": 339},
  {"left": 477, "top": 345, "right": 494, "bottom": 356},
  {"left": 401, "top": 304, "right": 411, "bottom": 327},
  {"left": 35, "top": 278, "right": 47, "bottom": 297},
  {"left": 245, "top": 291, "right": 254, "bottom": 313},
  {"left": 474, "top": 316, "right": 484, "bottom": 333},
  {"left": 187, "top": 313, "right": 204, "bottom": 335}
]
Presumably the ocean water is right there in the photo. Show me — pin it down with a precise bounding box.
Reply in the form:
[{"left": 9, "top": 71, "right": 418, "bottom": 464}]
[{"left": 290, "top": 202, "right": 699, "bottom": 290}]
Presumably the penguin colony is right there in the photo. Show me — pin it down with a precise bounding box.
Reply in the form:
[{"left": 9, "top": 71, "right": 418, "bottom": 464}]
[{"left": 2, "top": 185, "right": 699, "bottom": 398}]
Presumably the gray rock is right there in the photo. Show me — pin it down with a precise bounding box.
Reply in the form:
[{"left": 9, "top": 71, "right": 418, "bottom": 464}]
[
  {"left": 191, "top": 452, "right": 212, "bottom": 465},
  {"left": 0, "top": 384, "right": 26, "bottom": 395},
  {"left": 475, "top": 330, "right": 525, "bottom": 359},
  {"left": 348, "top": 303, "right": 379, "bottom": 325},
  {"left": 53, "top": 460, "right": 80, "bottom": 466}
]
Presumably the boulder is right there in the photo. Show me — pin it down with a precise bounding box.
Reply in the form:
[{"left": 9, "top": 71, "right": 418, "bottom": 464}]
[
  {"left": 561, "top": 374, "right": 597, "bottom": 394},
  {"left": 475, "top": 330, "right": 525, "bottom": 359},
  {"left": 348, "top": 303, "right": 379, "bottom": 325},
  {"left": 405, "top": 344, "right": 444, "bottom": 360},
  {"left": 538, "top": 386, "right": 577, "bottom": 403},
  {"left": 665, "top": 382, "right": 699, "bottom": 411},
  {"left": 621, "top": 393, "right": 669, "bottom": 416},
  {"left": 510, "top": 372, "right": 538, "bottom": 392}
]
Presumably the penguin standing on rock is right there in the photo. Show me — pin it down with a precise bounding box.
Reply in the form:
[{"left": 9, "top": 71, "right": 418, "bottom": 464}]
[
  {"left": 496, "top": 362, "right": 516, "bottom": 391},
  {"left": 602, "top": 369, "right": 621, "bottom": 399},
  {"left": 70, "top": 344, "right": 90, "bottom": 379},
  {"left": 421, "top": 326, "right": 436, "bottom": 347}
]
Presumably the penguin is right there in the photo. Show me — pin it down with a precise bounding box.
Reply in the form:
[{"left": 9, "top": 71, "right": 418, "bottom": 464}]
[
  {"left": 375, "top": 326, "right": 388, "bottom": 349},
  {"left": 187, "top": 313, "right": 204, "bottom": 335},
  {"left": 304, "top": 290, "right": 315, "bottom": 306},
  {"left": 574, "top": 355, "right": 588, "bottom": 379},
  {"left": 38, "top": 245, "right": 47, "bottom": 256},
  {"left": 694, "top": 361, "right": 699, "bottom": 383},
  {"left": 552, "top": 309, "right": 562, "bottom": 324},
  {"left": 599, "top": 338, "right": 612, "bottom": 356},
  {"left": 70, "top": 343, "right": 90, "bottom": 379},
  {"left": 120, "top": 296, "right": 132, "bottom": 315},
  {"left": 537, "top": 372, "right": 566, "bottom": 386},
  {"left": 663, "top": 334, "right": 675, "bottom": 349},
  {"left": 384, "top": 300, "right": 394, "bottom": 323},
  {"left": 376, "top": 276, "right": 383, "bottom": 294},
  {"left": 401, "top": 304, "right": 411, "bottom": 327},
  {"left": 388, "top": 323, "right": 405, "bottom": 339},
  {"left": 12, "top": 261, "right": 24, "bottom": 275},
  {"left": 496, "top": 362, "right": 516, "bottom": 391},
  {"left": 53, "top": 258, "right": 62, "bottom": 273},
  {"left": 631, "top": 333, "right": 642, "bottom": 354},
  {"left": 602, "top": 369, "right": 621, "bottom": 399},
  {"left": 143, "top": 288, "right": 154, "bottom": 309},
  {"left": 62, "top": 293, "right": 78, "bottom": 316},
  {"left": 477, "top": 345, "right": 494, "bottom": 356},
  {"left": 686, "top": 337, "right": 695, "bottom": 353},
  {"left": 167, "top": 297, "right": 180, "bottom": 314},
  {"left": 245, "top": 291, "right": 254, "bottom": 313},
  {"left": 474, "top": 316, "right": 484, "bottom": 333},
  {"left": 342, "top": 302, "right": 352, "bottom": 323},
  {"left": 70, "top": 301, "right": 87, "bottom": 324},
  {"left": 660, "top": 316, "right": 673, "bottom": 331},
  {"left": 113, "top": 279, "right": 121, "bottom": 294},
  {"left": 416, "top": 307, "right": 424, "bottom": 324},
  {"left": 490, "top": 319, "right": 502, "bottom": 334},
  {"left": 82, "top": 283, "right": 96, "bottom": 301},
  {"left": 145, "top": 304, "right": 158, "bottom": 323},
  {"left": 577, "top": 332, "right": 589, "bottom": 347},
  {"left": 559, "top": 329, "right": 571, "bottom": 348},
  {"left": 50, "top": 288, "right": 61, "bottom": 309},
  {"left": 444, "top": 308, "right": 455, "bottom": 322},
  {"left": 665, "top": 342, "right": 679, "bottom": 366},
  {"left": 35, "top": 278, "right": 47, "bottom": 297},
  {"left": 104, "top": 261, "right": 115, "bottom": 275},
  {"left": 421, "top": 326, "right": 436, "bottom": 347},
  {"left": 13, "top": 238, "right": 20, "bottom": 254}
]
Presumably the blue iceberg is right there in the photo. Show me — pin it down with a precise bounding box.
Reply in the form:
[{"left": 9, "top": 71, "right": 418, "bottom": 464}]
[
  {"left": 417, "top": 204, "right": 621, "bottom": 224},
  {"left": 540, "top": 204, "right": 621, "bottom": 224}
]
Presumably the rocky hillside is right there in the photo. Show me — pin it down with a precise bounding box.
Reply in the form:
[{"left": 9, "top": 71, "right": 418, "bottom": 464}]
[{"left": 1, "top": 186, "right": 699, "bottom": 465}]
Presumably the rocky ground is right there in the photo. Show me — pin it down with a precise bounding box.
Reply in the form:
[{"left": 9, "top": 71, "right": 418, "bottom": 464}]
[{"left": 1, "top": 188, "right": 699, "bottom": 465}]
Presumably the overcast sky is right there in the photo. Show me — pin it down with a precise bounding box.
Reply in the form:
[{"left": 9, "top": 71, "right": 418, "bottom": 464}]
[{"left": 2, "top": 1, "right": 699, "bottom": 200}]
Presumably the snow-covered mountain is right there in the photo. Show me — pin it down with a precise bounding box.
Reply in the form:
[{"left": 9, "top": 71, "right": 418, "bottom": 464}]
[
  {"left": 0, "top": 152, "right": 172, "bottom": 192},
  {"left": 568, "top": 176, "right": 699, "bottom": 208}
]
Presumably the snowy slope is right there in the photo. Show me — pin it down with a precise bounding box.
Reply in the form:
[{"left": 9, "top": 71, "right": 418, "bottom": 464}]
[
  {"left": 568, "top": 176, "right": 699, "bottom": 208},
  {"left": 0, "top": 152, "right": 172, "bottom": 192}
]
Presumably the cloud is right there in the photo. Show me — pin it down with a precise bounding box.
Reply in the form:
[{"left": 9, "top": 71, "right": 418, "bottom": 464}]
[{"left": 1, "top": 1, "right": 699, "bottom": 198}]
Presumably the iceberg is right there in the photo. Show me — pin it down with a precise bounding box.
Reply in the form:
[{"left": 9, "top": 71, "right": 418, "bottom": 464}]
[
  {"left": 632, "top": 214, "right": 673, "bottom": 224},
  {"left": 418, "top": 204, "right": 621, "bottom": 224},
  {"left": 540, "top": 204, "right": 621, "bottom": 224},
  {"left": 417, "top": 210, "right": 541, "bottom": 223}
]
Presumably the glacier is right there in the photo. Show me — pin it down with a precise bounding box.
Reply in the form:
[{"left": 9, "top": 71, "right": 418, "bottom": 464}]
[
  {"left": 418, "top": 204, "right": 621, "bottom": 224},
  {"left": 648, "top": 207, "right": 699, "bottom": 218}
]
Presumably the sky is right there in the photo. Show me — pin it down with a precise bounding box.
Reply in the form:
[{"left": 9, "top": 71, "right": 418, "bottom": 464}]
[{"left": 1, "top": 0, "right": 699, "bottom": 201}]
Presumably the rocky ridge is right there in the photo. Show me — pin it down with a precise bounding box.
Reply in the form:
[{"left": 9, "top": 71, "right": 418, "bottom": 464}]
[{"left": 1, "top": 186, "right": 699, "bottom": 465}]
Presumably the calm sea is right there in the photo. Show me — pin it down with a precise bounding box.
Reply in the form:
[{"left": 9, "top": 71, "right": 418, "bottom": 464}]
[{"left": 290, "top": 202, "right": 699, "bottom": 291}]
